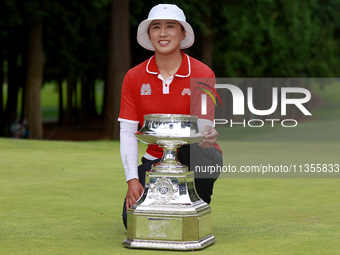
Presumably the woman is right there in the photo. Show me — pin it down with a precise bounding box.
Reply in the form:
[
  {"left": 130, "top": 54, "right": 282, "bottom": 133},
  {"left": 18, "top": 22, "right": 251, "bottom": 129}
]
[{"left": 118, "top": 4, "right": 222, "bottom": 228}]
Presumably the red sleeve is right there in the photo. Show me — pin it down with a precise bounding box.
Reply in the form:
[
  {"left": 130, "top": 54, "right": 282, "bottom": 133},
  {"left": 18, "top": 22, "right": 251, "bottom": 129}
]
[{"left": 118, "top": 71, "right": 139, "bottom": 122}]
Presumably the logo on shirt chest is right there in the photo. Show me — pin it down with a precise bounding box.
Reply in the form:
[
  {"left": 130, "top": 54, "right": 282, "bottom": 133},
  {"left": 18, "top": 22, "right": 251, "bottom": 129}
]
[
  {"left": 141, "top": 83, "right": 152, "bottom": 95},
  {"left": 181, "top": 88, "right": 191, "bottom": 96}
]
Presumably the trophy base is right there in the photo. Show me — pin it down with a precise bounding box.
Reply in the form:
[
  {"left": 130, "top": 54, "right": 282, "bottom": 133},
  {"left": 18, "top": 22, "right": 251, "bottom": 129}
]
[
  {"left": 123, "top": 234, "right": 215, "bottom": 250},
  {"left": 123, "top": 171, "right": 216, "bottom": 250}
]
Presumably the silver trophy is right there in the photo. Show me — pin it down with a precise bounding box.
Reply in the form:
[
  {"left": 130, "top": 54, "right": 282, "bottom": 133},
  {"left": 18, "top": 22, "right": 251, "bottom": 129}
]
[{"left": 123, "top": 114, "right": 216, "bottom": 250}]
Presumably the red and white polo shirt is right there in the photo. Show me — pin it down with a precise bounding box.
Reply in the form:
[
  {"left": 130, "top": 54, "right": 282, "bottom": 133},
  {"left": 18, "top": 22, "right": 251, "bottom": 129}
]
[{"left": 118, "top": 51, "right": 220, "bottom": 158}]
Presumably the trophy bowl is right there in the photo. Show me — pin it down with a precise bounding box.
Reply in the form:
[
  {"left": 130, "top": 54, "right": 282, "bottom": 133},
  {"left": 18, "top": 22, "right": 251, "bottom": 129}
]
[
  {"left": 135, "top": 114, "right": 203, "bottom": 172},
  {"left": 135, "top": 114, "right": 202, "bottom": 145}
]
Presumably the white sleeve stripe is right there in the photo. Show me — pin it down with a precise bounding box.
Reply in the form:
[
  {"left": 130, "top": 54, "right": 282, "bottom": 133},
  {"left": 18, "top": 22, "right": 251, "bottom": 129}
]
[{"left": 118, "top": 118, "right": 140, "bottom": 124}]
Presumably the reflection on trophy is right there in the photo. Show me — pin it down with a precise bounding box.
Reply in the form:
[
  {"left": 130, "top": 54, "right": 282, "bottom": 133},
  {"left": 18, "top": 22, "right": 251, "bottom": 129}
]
[{"left": 123, "top": 114, "right": 216, "bottom": 250}]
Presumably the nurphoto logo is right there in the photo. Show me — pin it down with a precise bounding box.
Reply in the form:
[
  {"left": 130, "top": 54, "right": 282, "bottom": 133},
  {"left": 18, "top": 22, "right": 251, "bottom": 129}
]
[{"left": 198, "top": 80, "right": 312, "bottom": 128}]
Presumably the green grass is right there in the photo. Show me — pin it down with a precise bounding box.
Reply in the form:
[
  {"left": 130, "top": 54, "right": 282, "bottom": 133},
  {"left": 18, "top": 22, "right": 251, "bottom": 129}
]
[{"left": 1, "top": 116, "right": 340, "bottom": 255}]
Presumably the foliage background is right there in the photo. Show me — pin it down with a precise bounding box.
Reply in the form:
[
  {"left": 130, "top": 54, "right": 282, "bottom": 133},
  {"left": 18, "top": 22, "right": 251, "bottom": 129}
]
[{"left": 1, "top": 0, "right": 340, "bottom": 139}]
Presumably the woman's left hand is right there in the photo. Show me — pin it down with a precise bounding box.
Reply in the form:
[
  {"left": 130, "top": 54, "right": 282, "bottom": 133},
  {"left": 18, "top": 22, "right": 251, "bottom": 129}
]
[{"left": 199, "top": 125, "right": 218, "bottom": 149}]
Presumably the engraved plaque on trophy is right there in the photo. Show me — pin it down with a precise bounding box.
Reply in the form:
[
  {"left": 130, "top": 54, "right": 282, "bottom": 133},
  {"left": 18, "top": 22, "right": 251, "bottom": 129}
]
[{"left": 123, "top": 114, "right": 216, "bottom": 250}]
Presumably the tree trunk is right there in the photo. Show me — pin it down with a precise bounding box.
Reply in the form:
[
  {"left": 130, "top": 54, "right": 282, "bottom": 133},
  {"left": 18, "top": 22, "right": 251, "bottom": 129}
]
[
  {"left": 5, "top": 49, "right": 21, "bottom": 136},
  {"left": 79, "top": 75, "right": 97, "bottom": 123},
  {"left": 24, "top": 20, "right": 45, "bottom": 139},
  {"left": 0, "top": 47, "right": 4, "bottom": 136},
  {"left": 64, "top": 75, "right": 75, "bottom": 125},
  {"left": 58, "top": 79, "right": 64, "bottom": 125},
  {"left": 104, "top": 0, "right": 130, "bottom": 140},
  {"left": 73, "top": 78, "right": 78, "bottom": 123},
  {"left": 79, "top": 75, "right": 88, "bottom": 123},
  {"left": 89, "top": 80, "right": 97, "bottom": 116},
  {"left": 201, "top": 7, "right": 213, "bottom": 67}
]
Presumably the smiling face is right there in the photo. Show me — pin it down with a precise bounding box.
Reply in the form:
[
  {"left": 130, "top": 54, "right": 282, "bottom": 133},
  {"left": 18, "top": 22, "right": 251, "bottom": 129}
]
[{"left": 148, "top": 20, "right": 186, "bottom": 56}]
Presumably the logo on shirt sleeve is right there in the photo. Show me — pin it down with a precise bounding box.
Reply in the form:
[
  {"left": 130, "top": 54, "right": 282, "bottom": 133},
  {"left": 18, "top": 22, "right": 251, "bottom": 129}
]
[
  {"left": 141, "top": 83, "right": 152, "bottom": 95},
  {"left": 181, "top": 88, "right": 191, "bottom": 96}
]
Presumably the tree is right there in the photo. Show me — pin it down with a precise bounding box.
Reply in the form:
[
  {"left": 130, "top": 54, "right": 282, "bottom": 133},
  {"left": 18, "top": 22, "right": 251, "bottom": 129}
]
[
  {"left": 24, "top": 19, "right": 45, "bottom": 139},
  {"left": 0, "top": 1, "right": 28, "bottom": 137},
  {"left": 103, "top": 0, "right": 130, "bottom": 139},
  {"left": 0, "top": 45, "right": 3, "bottom": 136},
  {"left": 1, "top": 0, "right": 340, "bottom": 140},
  {"left": 212, "top": 0, "right": 340, "bottom": 77}
]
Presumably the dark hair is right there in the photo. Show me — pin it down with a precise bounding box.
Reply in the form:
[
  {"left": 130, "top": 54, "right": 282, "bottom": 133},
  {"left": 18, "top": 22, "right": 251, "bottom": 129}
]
[{"left": 147, "top": 21, "right": 185, "bottom": 35}]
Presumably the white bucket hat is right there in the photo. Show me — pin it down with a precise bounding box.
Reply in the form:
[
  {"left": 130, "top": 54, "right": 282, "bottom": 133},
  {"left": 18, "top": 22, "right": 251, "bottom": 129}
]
[{"left": 137, "top": 4, "right": 195, "bottom": 51}]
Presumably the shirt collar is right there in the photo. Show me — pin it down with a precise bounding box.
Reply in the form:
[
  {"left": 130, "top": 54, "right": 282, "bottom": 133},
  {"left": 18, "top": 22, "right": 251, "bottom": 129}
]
[{"left": 146, "top": 51, "right": 191, "bottom": 78}]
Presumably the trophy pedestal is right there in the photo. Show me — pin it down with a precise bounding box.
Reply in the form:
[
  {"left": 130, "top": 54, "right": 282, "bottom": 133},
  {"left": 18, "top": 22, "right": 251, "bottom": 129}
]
[{"left": 123, "top": 171, "right": 215, "bottom": 250}]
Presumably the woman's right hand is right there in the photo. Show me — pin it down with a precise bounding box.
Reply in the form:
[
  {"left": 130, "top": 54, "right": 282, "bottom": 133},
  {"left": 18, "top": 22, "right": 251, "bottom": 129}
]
[{"left": 125, "top": 178, "right": 144, "bottom": 210}]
